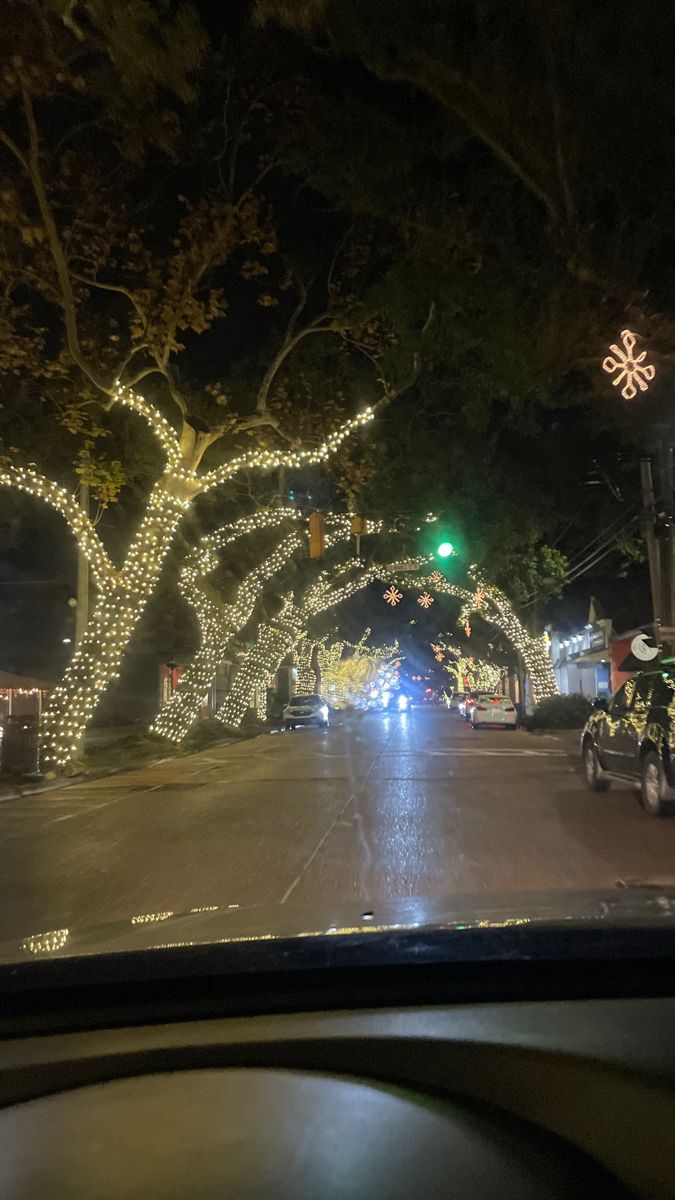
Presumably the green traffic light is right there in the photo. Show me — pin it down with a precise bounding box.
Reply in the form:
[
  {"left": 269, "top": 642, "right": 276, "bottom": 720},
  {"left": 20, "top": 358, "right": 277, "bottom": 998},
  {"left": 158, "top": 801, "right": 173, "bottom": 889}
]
[{"left": 437, "top": 541, "right": 454, "bottom": 558}]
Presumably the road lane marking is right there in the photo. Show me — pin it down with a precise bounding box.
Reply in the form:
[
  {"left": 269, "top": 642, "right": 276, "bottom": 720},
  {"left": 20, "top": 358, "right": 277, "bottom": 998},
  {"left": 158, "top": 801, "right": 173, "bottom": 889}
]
[{"left": 400, "top": 748, "right": 568, "bottom": 757}]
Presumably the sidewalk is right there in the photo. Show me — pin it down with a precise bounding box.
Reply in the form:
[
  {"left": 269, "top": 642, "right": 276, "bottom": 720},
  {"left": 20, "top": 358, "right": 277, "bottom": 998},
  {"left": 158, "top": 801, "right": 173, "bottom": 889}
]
[{"left": 0, "top": 723, "right": 242, "bottom": 801}]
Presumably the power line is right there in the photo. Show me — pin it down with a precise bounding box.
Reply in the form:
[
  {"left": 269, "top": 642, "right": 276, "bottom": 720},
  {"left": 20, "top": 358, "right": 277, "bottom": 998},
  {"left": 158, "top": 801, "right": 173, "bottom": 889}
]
[{"left": 518, "top": 513, "right": 641, "bottom": 610}]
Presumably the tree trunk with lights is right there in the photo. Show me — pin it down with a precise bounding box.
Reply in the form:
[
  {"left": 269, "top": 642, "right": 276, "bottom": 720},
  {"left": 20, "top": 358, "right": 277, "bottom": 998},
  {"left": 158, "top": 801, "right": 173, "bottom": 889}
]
[
  {"left": 152, "top": 515, "right": 304, "bottom": 744},
  {"left": 41, "top": 481, "right": 191, "bottom": 769},
  {"left": 216, "top": 560, "right": 397, "bottom": 729},
  {"left": 401, "top": 572, "right": 559, "bottom": 709},
  {"left": 294, "top": 638, "right": 320, "bottom": 694},
  {"left": 217, "top": 607, "right": 301, "bottom": 730},
  {"left": 0, "top": 394, "right": 372, "bottom": 771}
]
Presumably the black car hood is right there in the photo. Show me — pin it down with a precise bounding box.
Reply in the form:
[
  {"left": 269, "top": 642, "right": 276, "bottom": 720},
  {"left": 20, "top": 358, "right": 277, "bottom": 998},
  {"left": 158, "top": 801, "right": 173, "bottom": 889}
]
[{"left": 4, "top": 887, "right": 675, "bottom": 981}]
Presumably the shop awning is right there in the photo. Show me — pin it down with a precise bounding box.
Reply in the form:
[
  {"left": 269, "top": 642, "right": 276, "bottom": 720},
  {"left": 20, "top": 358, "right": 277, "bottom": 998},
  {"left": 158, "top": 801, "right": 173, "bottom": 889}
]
[
  {"left": 0, "top": 671, "right": 55, "bottom": 690},
  {"left": 572, "top": 649, "right": 610, "bottom": 666}
]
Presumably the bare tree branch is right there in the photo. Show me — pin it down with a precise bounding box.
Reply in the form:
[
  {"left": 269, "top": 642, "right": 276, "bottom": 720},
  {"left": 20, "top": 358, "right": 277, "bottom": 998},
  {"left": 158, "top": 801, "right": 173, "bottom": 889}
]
[{"left": 18, "top": 85, "right": 113, "bottom": 396}]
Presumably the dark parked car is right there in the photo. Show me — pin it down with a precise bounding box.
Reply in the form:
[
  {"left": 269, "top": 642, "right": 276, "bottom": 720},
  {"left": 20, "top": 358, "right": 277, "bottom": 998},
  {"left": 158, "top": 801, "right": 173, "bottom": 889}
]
[{"left": 581, "top": 667, "right": 675, "bottom": 816}]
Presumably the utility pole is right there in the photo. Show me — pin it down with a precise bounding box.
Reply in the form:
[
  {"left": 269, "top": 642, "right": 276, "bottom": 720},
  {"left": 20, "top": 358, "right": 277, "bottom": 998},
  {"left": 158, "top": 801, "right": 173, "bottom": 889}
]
[
  {"left": 640, "top": 436, "right": 675, "bottom": 654},
  {"left": 74, "top": 482, "right": 89, "bottom": 647}
]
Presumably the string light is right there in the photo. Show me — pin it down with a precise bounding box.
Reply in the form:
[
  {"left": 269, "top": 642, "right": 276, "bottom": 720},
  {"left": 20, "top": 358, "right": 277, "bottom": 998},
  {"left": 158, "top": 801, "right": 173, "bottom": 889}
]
[
  {"left": 0, "top": 373, "right": 375, "bottom": 769},
  {"left": 217, "top": 549, "right": 407, "bottom": 730},
  {"left": 199, "top": 408, "right": 374, "bottom": 493},
  {"left": 154, "top": 513, "right": 380, "bottom": 742},
  {"left": 152, "top": 508, "right": 304, "bottom": 742},
  {"left": 294, "top": 638, "right": 320, "bottom": 694},
  {"left": 0, "top": 465, "right": 114, "bottom": 587},
  {"left": 391, "top": 570, "right": 558, "bottom": 705},
  {"left": 319, "top": 628, "right": 400, "bottom": 707}
]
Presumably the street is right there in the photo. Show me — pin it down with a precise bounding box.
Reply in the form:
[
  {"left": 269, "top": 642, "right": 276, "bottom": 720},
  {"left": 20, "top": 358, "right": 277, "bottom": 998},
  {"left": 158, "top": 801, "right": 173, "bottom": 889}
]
[{"left": 3, "top": 706, "right": 675, "bottom": 945}]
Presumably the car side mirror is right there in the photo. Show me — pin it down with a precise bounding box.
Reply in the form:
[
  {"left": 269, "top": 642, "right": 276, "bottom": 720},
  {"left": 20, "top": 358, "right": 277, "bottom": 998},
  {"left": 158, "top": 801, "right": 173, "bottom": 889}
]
[{"left": 593, "top": 697, "right": 609, "bottom": 712}]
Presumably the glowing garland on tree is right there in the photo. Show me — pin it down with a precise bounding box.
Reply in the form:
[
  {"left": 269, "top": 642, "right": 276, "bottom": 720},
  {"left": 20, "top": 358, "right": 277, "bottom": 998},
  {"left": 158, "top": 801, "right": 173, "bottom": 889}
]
[
  {"left": 216, "top": 559, "right": 394, "bottom": 729},
  {"left": 320, "top": 629, "right": 400, "bottom": 707},
  {"left": 436, "top": 640, "right": 502, "bottom": 694},
  {"left": 294, "top": 638, "right": 320, "bottom": 694},
  {"left": 152, "top": 509, "right": 305, "bottom": 742},
  {"left": 0, "top": 376, "right": 375, "bottom": 769},
  {"left": 390, "top": 569, "right": 558, "bottom": 706},
  {"left": 156, "top": 513, "right": 380, "bottom": 741}
]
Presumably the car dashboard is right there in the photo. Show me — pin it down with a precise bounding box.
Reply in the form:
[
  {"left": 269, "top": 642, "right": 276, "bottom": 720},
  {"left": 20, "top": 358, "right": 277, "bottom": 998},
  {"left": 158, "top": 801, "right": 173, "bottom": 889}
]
[{"left": 1, "top": 896, "right": 675, "bottom": 1199}]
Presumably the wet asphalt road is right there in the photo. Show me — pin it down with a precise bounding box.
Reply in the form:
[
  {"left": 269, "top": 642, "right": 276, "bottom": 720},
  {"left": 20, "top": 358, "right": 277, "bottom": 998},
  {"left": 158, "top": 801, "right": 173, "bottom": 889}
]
[{"left": 3, "top": 706, "right": 675, "bottom": 943}]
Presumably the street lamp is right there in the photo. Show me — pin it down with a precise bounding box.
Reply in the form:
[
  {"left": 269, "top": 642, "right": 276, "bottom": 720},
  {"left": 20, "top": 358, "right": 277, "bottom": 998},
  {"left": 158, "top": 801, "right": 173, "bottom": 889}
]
[{"left": 437, "top": 541, "right": 454, "bottom": 558}]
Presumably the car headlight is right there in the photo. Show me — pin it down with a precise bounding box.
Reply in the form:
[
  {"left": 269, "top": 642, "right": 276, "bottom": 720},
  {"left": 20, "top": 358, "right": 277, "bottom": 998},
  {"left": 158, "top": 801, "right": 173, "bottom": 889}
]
[{"left": 397, "top": 693, "right": 409, "bottom": 710}]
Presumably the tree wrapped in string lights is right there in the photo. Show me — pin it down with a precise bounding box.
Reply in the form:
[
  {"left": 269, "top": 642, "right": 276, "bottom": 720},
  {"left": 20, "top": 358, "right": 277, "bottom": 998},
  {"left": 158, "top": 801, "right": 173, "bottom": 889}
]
[
  {"left": 154, "top": 512, "right": 374, "bottom": 742},
  {"left": 436, "top": 642, "right": 502, "bottom": 694},
  {"left": 320, "top": 629, "right": 400, "bottom": 709},
  {"left": 217, "top": 552, "right": 423, "bottom": 729},
  {"left": 0, "top": 13, "right": 421, "bottom": 771},
  {"left": 151, "top": 508, "right": 306, "bottom": 742},
  {"left": 293, "top": 638, "right": 321, "bottom": 694},
  {"left": 17, "top": 399, "right": 372, "bottom": 769},
  {"left": 393, "top": 570, "right": 558, "bottom": 706}
]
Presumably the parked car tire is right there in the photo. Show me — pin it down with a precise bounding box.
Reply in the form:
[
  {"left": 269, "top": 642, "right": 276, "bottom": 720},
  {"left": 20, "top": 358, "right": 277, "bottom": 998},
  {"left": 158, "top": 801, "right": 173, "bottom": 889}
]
[
  {"left": 582, "top": 739, "right": 608, "bottom": 793},
  {"left": 640, "top": 750, "right": 674, "bottom": 817},
  {"left": 284, "top": 721, "right": 294, "bottom": 731},
  {"left": 507, "top": 724, "right": 518, "bottom": 731}
]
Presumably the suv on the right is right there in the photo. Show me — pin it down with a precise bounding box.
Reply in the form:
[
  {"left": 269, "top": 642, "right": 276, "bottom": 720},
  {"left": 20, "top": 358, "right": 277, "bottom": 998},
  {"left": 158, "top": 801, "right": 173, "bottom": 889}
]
[{"left": 581, "top": 667, "right": 675, "bottom": 816}]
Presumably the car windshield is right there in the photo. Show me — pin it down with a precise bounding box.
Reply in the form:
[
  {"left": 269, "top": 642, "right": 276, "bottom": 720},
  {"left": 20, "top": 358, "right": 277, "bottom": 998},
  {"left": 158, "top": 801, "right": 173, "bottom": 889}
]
[{"left": 2, "top": 1, "right": 675, "bottom": 969}]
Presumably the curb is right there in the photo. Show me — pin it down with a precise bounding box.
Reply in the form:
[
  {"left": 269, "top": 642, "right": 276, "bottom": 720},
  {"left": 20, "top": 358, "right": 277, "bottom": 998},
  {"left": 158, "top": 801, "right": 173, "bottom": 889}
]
[{"left": 0, "top": 730, "right": 246, "bottom": 802}]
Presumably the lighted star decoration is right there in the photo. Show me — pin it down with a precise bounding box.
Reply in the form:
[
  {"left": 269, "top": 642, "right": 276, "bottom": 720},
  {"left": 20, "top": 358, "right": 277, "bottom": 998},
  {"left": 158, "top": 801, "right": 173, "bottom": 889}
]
[
  {"left": 383, "top": 585, "right": 403, "bottom": 607},
  {"left": 418, "top": 592, "right": 434, "bottom": 609},
  {"left": 602, "top": 329, "right": 655, "bottom": 400},
  {"left": 429, "top": 571, "right": 443, "bottom": 585}
]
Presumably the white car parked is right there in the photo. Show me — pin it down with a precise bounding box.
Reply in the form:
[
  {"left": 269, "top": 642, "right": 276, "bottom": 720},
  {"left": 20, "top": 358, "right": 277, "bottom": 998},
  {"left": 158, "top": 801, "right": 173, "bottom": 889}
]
[
  {"left": 471, "top": 695, "right": 518, "bottom": 730},
  {"left": 283, "top": 694, "right": 329, "bottom": 730}
]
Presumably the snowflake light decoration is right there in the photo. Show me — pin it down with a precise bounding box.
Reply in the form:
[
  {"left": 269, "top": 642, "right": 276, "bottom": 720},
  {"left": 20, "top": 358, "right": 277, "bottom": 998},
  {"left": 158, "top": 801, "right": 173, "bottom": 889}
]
[
  {"left": 602, "top": 329, "right": 655, "bottom": 400},
  {"left": 435, "top": 652, "right": 444, "bottom": 662},
  {"left": 418, "top": 592, "right": 434, "bottom": 608},
  {"left": 429, "top": 571, "right": 443, "bottom": 585},
  {"left": 464, "top": 620, "right": 472, "bottom": 637},
  {"left": 383, "top": 585, "right": 403, "bottom": 607}
]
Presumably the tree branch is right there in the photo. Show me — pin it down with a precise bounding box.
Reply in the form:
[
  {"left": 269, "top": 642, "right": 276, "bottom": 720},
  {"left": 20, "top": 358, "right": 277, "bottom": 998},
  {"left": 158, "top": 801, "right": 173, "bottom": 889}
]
[
  {"left": 0, "top": 129, "right": 29, "bottom": 173},
  {"left": 255, "top": 316, "right": 335, "bottom": 413},
  {"left": 69, "top": 272, "right": 149, "bottom": 332},
  {"left": 18, "top": 85, "right": 113, "bottom": 396},
  {"left": 198, "top": 404, "right": 375, "bottom": 493},
  {"left": 0, "top": 465, "right": 115, "bottom": 587},
  {"left": 107, "top": 386, "right": 183, "bottom": 471}
]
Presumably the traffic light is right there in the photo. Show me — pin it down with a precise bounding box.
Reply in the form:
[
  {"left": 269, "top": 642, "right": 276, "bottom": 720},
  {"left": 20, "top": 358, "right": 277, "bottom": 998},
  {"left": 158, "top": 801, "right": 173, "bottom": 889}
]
[{"left": 308, "top": 511, "right": 326, "bottom": 559}]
